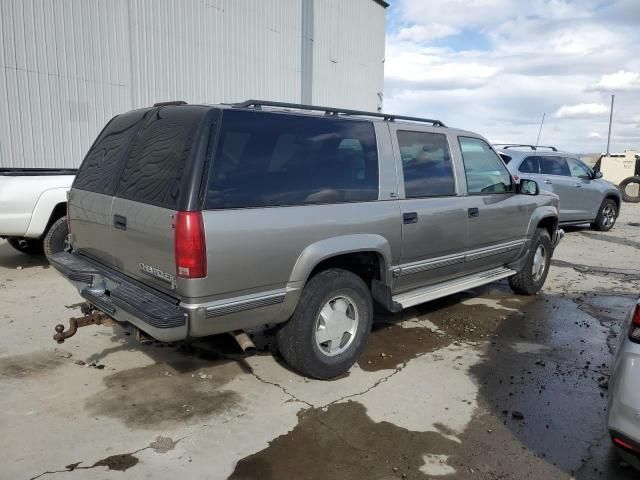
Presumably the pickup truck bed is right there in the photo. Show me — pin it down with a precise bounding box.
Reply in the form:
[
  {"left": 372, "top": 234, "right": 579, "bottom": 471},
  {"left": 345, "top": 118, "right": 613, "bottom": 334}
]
[{"left": 0, "top": 168, "right": 75, "bottom": 257}]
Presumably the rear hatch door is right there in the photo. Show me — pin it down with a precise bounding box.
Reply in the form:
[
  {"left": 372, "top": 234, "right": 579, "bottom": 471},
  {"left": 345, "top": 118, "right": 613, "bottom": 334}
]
[
  {"left": 110, "top": 106, "right": 210, "bottom": 294},
  {"left": 70, "top": 109, "right": 151, "bottom": 265}
]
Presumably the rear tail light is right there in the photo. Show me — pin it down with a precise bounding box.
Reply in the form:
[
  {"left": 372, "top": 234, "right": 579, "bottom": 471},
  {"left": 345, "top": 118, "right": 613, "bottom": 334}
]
[
  {"left": 613, "top": 435, "right": 640, "bottom": 455},
  {"left": 174, "top": 211, "right": 207, "bottom": 279},
  {"left": 629, "top": 304, "right": 640, "bottom": 343}
]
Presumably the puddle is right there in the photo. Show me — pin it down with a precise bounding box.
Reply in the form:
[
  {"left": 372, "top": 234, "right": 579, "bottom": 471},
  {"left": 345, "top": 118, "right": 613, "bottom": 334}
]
[
  {"left": 358, "top": 324, "right": 450, "bottom": 371},
  {"left": 0, "top": 351, "right": 66, "bottom": 379},
  {"left": 85, "top": 357, "right": 245, "bottom": 429},
  {"left": 91, "top": 453, "right": 139, "bottom": 471},
  {"left": 229, "top": 401, "right": 460, "bottom": 480}
]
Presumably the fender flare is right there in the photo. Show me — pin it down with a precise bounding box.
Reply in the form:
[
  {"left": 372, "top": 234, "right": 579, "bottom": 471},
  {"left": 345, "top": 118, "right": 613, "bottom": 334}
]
[
  {"left": 526, "top": 205, "right": 558, "bottom": 238},
  {"left": 24, "top": 188, "right": 68, "bottom": 238},
  {"left": 275, "top": 234, "right": 394, "bottom": 323}
]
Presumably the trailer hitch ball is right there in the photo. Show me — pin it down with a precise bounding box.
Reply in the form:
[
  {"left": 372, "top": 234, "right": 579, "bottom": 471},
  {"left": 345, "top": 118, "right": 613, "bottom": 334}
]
[{"left": 53, "top": 312, "right": 114, "bottom": 344}]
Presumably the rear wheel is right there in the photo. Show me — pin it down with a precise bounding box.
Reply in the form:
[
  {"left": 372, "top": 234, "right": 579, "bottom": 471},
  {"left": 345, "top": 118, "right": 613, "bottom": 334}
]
[
  {"left": 6, "top": 237, "right": 44, "bottom": 255},
  {"left": 591, "top": 198, "right": 618, "bottom": 231},
  {"left": 509, "top": 228, "right": 552, "bottom": 295},
  {"left": 276, "top": 269, "right": 373, "bottom": 379},
  {"left": 43, "top": 216, "right": 69, "bottom": 259}
]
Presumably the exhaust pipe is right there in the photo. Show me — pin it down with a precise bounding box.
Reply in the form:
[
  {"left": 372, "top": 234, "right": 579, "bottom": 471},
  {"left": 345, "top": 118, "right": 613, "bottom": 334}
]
[
  {"left": 230, "top": 330, "right": 257, "bottom": 355},
  {"left": 18, "top": 239, "right": 28, "bottom": 249}
]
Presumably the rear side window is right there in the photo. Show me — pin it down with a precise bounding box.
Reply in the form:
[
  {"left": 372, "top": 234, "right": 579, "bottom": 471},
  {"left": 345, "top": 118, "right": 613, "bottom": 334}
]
[
  {"left": 519, "top": 156, "right": 540, "bottom": 174},
  {"left": 458, "top": 136, "right": 513, "bottom": 194},
  {"left": 73, "top": 110, "right": 149, "bottom": 195},
  {"left": 397, "top": 130, "right": 455, "bottom": 197},
  {"left": 115, "top": 107, "right": 207, "bottom": 209},
  {"left": 204, "top": 110, "right": 379, "bottom": 209},
  {"left": 540, "top": 156, "right": 570, "bottom": 176}
]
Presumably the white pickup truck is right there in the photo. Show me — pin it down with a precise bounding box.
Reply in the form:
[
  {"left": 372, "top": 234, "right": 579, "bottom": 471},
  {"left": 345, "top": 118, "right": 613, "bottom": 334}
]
[{"left": 0, "top": 169, "right": 74, "bottom": 258}]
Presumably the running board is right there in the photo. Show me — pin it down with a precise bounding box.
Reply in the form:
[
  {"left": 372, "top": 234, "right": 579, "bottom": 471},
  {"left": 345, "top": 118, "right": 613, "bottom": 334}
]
[{"left": 393, "top": 267, "right": 517, "bottom": 309}]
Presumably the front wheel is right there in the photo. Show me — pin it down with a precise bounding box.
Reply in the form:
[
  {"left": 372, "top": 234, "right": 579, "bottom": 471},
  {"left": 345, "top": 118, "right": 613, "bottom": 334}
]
[
  {"left": 509, "top": 228, "right": 552, "bottom": 295},
  {"left": 591, "top": 198, "right": 618, "bottom": 231},
  {"left": 276, "top": 269, "right": 373, "bottom": 379}
]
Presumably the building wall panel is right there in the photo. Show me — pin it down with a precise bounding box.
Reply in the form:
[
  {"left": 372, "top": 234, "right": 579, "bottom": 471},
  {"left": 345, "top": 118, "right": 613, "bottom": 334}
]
[{"left": 0, "top": 0, "right": 385, "bottom": 169}]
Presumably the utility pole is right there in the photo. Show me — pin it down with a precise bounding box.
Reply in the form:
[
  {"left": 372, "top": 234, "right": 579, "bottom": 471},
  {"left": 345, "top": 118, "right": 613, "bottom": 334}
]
[
  {"left": 606, "top": 94, "right": 615, "bottom": 155},
  {"left": 535, "top": 112, "right": 546, "bottom": 148}
]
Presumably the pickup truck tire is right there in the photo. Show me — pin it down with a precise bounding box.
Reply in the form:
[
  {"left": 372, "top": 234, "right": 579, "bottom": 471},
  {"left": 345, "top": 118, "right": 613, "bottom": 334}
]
[
  {"left": 508, "top": 228, "right": 552, "bottom": 296},
  {"left": 43, "top": 217, "right": 69, "bottom": 259},
  {"left": 7, "top": 237, "right": 44, "bottom": 255},
  {"left": 276, "top": 268, "right": 373, "bottom": 379},
  {"left": 590, "top": 198, "right": 618, "bottom": 231}
]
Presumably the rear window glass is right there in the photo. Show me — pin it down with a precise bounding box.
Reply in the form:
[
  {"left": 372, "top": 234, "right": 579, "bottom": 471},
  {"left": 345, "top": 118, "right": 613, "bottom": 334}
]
[
  {"left": 115, "top": 107, "right": 207, "bottom": 209},
  {"left": 73, "top": 109, "right": 149, "bottom": 195},
  {"left": 204, "top": 110, "right": 379, "bottom": 209},
  {"left": 519, "top": 156, "right": 540, "bottom": 173}
]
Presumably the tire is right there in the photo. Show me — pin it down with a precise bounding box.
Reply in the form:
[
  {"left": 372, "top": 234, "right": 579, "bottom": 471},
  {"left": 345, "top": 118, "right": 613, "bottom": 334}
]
[
  {"left": 43, "top": 216, "right": 69, "bottom": 259},
  {"left": 619, "top": 176, "right": 640, "bottom": 203},
  {"left": 276, "top": 268, "right": 373, "bottom": 379},
  {"left": 509, "top": 228, "right": 552, "bottom": 296},
  {"left": 590, "top": 198, "right": 618, "bottom": 231},
  {"left": 6, "top": 237, "right": 44, "bottom": 255}
]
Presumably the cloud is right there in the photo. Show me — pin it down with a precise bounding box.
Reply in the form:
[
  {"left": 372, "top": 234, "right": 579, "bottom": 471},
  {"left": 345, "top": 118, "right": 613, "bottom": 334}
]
[
  {"left": 553, "top": 103, "right": 609, "bottom": 119},
  {"left": 393, "top": 24, "right": 459, "bottom": 43},
  {"left": 384, "top": 0, "right": 640, "bottom": 152},
  {"left": 591, "top": 70, "right": 640, "bottom": 91},
  {"left": 588, "top": 132, "right": 602, "bottom": 138}
]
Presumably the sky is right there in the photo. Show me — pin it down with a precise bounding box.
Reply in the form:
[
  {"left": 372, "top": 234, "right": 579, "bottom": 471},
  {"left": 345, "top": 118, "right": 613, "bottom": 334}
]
[{"left": 383, "top": 0, "right": 640, "bottom": 153}]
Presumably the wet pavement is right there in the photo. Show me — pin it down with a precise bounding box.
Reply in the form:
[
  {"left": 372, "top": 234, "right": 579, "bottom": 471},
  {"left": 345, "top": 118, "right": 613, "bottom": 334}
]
[{"left": 1, "top": 204, "right": 639, "bottom": 479}]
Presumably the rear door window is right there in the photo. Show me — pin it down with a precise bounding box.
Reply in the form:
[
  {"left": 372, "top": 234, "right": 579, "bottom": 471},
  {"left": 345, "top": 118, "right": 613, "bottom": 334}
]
[
  {"left": 519, "top": 156, "right": 540, "bottom": 174},
  {"left": 115, "top": 107, "right": 208, "bottom": 209},
  {"left": 73, "top": 109, "right": 149, "bottom": 195},
  {"left": 539, "top": 156, "right": 570, "bottom": 176},
  {"left": 204, "top": 110, "right": 379, "bottom": 209},
  {"left": 397, "top": 130, "right": 455, "bottom": 197},
  {"left": 458, "top": 136, "right": 513, "bottom": 194}
]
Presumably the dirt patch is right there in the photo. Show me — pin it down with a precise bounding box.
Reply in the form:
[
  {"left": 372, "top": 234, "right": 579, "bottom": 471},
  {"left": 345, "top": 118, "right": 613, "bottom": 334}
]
[
  {"left": 229, "top": 401, "right": 461, "bottom": 480},
  {"left": 85, "top": 357, "right": 245, "bottom": 429},
  {"left": 149, "top": 435, "right": 178, "bottom": 453},
  {"left": 358, "top": 324, "right": 450, "bottom": 372},
  {"left": 360, "top": 286, "right": 535, "bottom": 372},
  {"left": 0, "top": 351, "right": 66, "bottom": 379}
]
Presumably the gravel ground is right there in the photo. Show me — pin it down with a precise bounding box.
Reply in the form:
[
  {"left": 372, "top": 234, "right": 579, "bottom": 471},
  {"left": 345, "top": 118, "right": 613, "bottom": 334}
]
[{"left": 1, "top": 203, "right": 639, "bottom": 480}]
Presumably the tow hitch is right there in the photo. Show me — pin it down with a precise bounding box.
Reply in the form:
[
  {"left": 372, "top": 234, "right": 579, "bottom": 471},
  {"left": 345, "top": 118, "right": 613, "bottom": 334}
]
[{"left": 53, "top": 307, "right": 116, "bottom": 344}]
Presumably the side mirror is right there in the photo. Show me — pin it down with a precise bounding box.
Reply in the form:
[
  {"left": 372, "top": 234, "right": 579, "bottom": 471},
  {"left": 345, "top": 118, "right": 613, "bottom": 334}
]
[
  {"left": 594, "top": 171, "right": 603, "bottom": 179},
  {"left": 519, "top": 179, "right": 539, "bottom": 195}
]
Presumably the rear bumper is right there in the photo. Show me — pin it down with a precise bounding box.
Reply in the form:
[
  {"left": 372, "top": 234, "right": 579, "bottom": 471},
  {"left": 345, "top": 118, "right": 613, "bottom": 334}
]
[{"left": 50, "top": 252, "right": 188, "bottom": 342}]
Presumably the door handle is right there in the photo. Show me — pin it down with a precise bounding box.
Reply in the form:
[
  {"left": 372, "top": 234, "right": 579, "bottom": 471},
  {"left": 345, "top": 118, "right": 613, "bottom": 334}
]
[
  {"left": 114, "top": 214, "right": 127, "bottom": 230},
  {"left": 544, "top": 180, "right": 553, "bottom": 185},
  {"left": 468, "top": 207, "right": 479, "bottom": 218},
  {"left": 575, "top": 183, "right": 582, "bottom": 188},
  {"left": 403, "top": 212, "right": 418, "bottom": 224}
]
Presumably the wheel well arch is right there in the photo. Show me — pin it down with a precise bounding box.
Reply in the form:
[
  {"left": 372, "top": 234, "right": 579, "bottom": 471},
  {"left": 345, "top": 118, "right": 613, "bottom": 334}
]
[
  {"left": 44, "top": 202, "right": 67, "bottom": 233},
  {"left": 307, "top": 251, "right": 386, "bottom": 289},
  {"left": 604, "top": 194, "right": 620, "bottom": 210},
  {"left": 537, "top": 216, "right": 558, "bottom": 239}
]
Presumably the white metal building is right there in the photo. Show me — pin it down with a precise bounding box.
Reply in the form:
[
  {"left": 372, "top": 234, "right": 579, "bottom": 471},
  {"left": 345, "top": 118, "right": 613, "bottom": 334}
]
[{"left": 0, "top": 0, "right": 387, "bottom": 169}]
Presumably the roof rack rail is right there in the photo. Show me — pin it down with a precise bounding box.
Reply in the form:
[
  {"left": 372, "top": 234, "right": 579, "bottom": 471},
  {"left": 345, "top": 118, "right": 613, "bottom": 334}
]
[
  {"left": 232, "top": 99, "right": 446, "bottom": 127},
  {"left": 494, "top": 144, "right": 558, "bottom": 152},
  {"left": 153, "top": 100, "right": 187, "bottom": 107}
]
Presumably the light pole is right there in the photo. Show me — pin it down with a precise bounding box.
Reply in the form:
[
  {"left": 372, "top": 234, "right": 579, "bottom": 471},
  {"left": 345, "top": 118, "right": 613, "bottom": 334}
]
[{"left": 606, "top": 94, "right": 615, "bottom": 155}]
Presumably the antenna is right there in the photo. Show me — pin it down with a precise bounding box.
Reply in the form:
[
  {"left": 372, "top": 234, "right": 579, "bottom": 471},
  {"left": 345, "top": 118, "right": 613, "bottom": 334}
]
[{"left": 535, "top": 112, "right": 546, "bottom": 148}]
